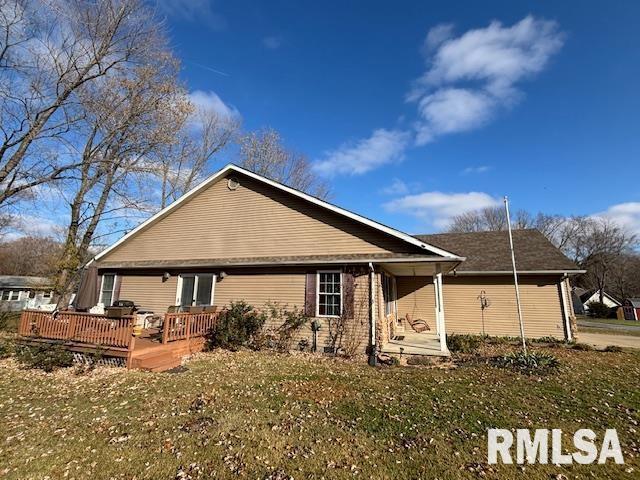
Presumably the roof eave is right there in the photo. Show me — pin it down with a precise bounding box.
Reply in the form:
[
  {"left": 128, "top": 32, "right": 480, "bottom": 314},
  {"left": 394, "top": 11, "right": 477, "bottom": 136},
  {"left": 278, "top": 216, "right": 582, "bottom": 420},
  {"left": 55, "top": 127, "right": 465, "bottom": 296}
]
[{"left": 450, "top": 269, "right": 586, "bottom": 276}]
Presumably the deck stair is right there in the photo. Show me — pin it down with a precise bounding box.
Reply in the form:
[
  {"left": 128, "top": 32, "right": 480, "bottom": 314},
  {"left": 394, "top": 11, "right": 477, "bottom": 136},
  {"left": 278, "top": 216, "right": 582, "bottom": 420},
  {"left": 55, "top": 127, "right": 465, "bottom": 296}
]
[{"left": 129, "top": 337, "right": 206, "bottom": 372}]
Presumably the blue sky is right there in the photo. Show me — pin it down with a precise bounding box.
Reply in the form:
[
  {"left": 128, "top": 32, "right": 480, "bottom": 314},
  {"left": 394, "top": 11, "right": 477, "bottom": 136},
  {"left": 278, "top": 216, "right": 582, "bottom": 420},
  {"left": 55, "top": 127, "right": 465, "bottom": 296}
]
[{"left": 35, "top": 1, "right": 640, "bottom": 240}]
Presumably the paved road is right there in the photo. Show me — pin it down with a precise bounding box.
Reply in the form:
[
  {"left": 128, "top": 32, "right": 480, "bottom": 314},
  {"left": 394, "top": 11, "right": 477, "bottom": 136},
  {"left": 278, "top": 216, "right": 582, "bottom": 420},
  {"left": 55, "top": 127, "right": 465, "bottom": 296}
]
[
  {"left": 577, "top": 332, "right": 640, "bottom": 349},
  {"left": 577, "top": 320, "right": 640, "bottom": 332}
]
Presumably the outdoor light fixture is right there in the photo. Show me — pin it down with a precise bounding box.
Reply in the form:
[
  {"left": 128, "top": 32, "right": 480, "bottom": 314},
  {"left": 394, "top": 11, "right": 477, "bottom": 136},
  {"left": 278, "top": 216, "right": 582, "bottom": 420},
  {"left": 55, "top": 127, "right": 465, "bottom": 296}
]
[
  {"left": 162, "top": 272, "right": 170, "bottom": 282},
  {"left": 219, "top": 271, "right": 228, "bottom": 279}
]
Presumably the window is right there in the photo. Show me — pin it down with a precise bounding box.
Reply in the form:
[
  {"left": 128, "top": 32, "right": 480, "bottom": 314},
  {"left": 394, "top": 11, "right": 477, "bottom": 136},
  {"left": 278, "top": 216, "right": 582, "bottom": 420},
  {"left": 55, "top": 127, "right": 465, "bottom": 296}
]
[
  {"left": 317, "top": 271, "right": 341, "bottom": 317},
  {"left": 100, "top": 274, "right": 116, "bottom": 307},
  {"left": 178, "top": 274, "right": 215, "bottom": 307},
  {"left": 1, "top": 290, "right": 8, "bottom": 301},
  {"left": 9, "top": 291, "right": 19, "bottom": 301},
  {"left": 42, "top": 291, "right": 52, "bottom": 299}
]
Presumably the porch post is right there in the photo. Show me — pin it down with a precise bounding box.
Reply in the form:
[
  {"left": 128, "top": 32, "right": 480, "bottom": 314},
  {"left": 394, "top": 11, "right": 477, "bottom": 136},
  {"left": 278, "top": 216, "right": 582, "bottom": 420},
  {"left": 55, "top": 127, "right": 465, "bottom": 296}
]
[{"left": 434, "top": 263, "right": 448, "bottom": 352}]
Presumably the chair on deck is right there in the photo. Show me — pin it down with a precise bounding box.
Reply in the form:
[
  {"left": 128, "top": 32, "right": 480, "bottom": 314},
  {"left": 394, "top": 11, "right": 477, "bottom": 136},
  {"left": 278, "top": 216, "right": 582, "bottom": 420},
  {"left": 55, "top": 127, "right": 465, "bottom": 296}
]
[{"left": 405, "top": 313, "right": 431, "bottom": 333}]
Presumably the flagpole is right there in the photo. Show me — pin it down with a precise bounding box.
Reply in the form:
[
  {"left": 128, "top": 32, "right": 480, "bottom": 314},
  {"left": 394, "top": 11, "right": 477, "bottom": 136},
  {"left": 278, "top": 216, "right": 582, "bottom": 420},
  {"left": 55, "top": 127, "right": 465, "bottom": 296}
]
[{"left": 504, "top": 196, "right": 527, "bottom": 354}]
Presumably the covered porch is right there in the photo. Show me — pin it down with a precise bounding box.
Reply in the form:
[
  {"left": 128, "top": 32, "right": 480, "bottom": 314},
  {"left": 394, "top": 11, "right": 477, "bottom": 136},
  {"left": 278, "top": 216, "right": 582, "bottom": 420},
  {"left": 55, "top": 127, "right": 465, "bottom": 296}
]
[{"left": 376, "top": 260, "right": 459, "bottom": 357}]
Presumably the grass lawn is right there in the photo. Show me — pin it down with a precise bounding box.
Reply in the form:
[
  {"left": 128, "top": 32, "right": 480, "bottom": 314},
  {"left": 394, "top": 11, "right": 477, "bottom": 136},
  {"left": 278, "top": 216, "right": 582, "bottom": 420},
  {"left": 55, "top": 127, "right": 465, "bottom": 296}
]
[
  {"left": 579, "top": 326, "right": 640, "bottom": 337},
  {"left": 1, "top": 345, "right": 639, "bottom": 479},
  {"left": 579, "top": 317, "right": 640, "bottom": 328}
]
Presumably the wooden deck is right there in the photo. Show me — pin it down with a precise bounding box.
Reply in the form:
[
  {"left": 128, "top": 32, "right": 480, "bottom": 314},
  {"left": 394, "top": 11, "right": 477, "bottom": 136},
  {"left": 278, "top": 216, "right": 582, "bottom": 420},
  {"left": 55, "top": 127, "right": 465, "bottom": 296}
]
[{"left": 17, "top": 310, "right": 217, "bottom": 372}]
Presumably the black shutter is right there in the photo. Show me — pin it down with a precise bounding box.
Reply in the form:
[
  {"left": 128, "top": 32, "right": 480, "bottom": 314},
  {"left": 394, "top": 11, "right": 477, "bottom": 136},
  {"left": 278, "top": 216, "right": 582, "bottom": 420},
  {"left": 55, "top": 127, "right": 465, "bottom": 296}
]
[{"left": 305, "top": 272, "right": 316, "bottom": 317}]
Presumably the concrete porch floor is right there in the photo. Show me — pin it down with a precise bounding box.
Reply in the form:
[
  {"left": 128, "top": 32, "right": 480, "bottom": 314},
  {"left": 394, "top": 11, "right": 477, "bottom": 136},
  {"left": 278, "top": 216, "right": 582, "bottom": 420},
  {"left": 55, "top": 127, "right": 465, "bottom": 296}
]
[{"left": 382, "top": 331, "right": 449, "bottom": 356}]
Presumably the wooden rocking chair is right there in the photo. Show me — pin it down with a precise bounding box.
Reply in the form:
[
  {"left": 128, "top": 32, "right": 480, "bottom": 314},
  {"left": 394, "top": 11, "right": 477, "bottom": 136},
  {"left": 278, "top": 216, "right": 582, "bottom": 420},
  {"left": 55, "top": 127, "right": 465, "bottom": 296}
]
[{"left": 405, "top": 313, "right": 431, "bottom": 333}]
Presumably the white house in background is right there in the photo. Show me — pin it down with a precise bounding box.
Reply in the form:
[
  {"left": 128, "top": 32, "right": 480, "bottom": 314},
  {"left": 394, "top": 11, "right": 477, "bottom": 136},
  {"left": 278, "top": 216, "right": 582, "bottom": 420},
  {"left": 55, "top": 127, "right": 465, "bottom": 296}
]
[
  {"left": 0, "top": 276, "right": 54, "bottom": 311},
  {"left": 580, "top": 289, "right": 622, "bottom": 313}
]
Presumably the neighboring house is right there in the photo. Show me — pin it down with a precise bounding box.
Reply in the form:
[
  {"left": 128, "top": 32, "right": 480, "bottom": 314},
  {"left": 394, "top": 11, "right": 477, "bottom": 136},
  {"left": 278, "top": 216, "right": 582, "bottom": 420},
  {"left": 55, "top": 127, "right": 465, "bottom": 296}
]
[
  {"left": 0, "top": 276, "right": 54, "bottom": 311},
  {"left": 622, "top": 299, "right": 640, "bottom": 321},
  {"left": 579, "top": 289, "right": 622, "bottom": 313},
  {"left": 71, "top": 164, "right": 582, "bottom": 359}
]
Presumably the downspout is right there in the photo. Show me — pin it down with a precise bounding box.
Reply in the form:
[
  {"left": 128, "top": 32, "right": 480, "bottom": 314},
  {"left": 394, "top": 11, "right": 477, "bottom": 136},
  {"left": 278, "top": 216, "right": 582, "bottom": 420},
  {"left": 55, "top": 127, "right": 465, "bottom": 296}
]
[
  {"left": 560, "top": 274, "right": 573, "bottom": 342},
  {"left": 368, "top": 262, "right": 377, "bottom": 366}
]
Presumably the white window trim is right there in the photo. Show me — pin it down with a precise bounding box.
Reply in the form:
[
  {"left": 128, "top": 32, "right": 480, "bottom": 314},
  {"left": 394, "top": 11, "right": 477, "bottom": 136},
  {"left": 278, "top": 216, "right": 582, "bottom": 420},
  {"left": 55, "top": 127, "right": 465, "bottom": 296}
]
[
  {"left": 175, "top": 273, "right": 217, "bottom": 307},
  {"left": 316, "top": 270, "right": 342, "bottom": 318},
  {"left": 98, "top": 274, "right": 117, "bottom": 306}
]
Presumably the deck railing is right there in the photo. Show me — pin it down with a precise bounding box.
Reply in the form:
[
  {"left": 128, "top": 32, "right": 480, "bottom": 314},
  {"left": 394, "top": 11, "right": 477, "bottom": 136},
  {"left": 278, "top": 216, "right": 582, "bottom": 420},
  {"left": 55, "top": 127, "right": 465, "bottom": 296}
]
[
  {"left": 18, "top": 310, "right": 134, "bottom": 349},
  {"left": 162, "top": 311, "right": 218, "bottom": 343}
]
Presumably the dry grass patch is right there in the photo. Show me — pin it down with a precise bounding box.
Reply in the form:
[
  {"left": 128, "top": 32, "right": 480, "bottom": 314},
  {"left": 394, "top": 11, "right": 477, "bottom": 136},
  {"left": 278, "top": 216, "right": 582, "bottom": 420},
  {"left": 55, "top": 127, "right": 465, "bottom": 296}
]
[{"left": 0, "top": 347, "right": 638, "bottom": 479}]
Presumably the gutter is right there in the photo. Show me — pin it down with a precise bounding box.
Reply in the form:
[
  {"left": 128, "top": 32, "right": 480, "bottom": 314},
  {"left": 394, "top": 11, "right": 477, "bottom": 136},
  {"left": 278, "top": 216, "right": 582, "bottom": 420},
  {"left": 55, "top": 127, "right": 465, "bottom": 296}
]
[
  {"left": 451, "top": 270, "right": 586, "bottom": 276},
  {"left": 95, "top": 256, "right": 466, "bottom": 270}
]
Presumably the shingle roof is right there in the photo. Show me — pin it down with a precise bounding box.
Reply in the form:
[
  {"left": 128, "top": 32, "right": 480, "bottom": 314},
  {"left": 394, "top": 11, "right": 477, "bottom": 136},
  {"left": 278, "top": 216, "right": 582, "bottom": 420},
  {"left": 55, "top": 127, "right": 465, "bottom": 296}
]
[
  {"left": 0, "top": 275, "right": 51, "bottom": 289},
  {"left": 97, "top": 252, "right": 447, "bottom": 269},
  {"left": 414, "top": 229, "right": 580, "bottom": 273}
]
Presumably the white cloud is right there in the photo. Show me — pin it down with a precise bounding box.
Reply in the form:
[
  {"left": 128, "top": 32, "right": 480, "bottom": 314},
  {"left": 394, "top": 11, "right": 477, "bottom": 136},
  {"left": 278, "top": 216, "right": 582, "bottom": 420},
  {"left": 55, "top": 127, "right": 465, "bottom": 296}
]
[
  {"left": 592, "top": 202, "right": 640, "bottom": 236},
  {"left": 409, "top": 16, "right": 564, "bottom": 145},
  {"left": 156, "top": 0, "right": 226, "bottom": 30},
  {"left": 415, "top": 88, "right": 495, "bottom": 144},
  {"left": 188, "top": 90, "right": 240, "bottom": 121},
  {"left": 313, "top": 129, "right": 411, "bottom": 176},
  {"left": 262, "top": 35, "right": 283, "bottom": 50},
  {"left": 384, "top": 191, "right": 500, "bottom": 229},
  {"left": 462, "top": 165, "right": 491, "bottom": 175},
  {"left": 5, "top": 214, "right": 63, "bottom": 241},
  {"left": 380, "top": 178, "right": 410, "bottom": 196}
]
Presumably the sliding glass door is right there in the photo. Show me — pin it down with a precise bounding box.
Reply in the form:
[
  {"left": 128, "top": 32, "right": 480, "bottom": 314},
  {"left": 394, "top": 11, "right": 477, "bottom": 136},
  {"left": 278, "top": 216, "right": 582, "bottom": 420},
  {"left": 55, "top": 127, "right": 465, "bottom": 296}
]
[{"left": 178, "top": 274, "right": 215, "bottom": 307}]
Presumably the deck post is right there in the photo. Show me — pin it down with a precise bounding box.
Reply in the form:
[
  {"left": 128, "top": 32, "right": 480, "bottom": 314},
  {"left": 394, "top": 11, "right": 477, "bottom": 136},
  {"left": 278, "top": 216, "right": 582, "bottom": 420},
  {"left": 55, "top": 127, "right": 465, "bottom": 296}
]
[
  {"left": 162, "top": 313, "right": 169, "bottom": 344},
  {"left": 66, "top": 313, "right": 77, "bottom": 341},
  {"left": 126, "top": 319, "right": 136, "bottom": 369},
  {"left": 434, "top": 264, "right": 448, "bottom": 353},
  {"left": 185, "top": 315, "right": 191, "bottom": 343}
]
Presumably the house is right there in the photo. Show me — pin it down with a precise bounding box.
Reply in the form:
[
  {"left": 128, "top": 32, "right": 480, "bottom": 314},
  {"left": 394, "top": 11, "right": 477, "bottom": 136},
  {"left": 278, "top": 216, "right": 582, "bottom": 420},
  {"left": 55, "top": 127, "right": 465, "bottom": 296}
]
[
  {"left": 19, "top": 164, "right": 583, "bottom": 370},
  {"left": 0, "top": 276, "right": 53, "bottom": 311},
  {"left": 621, "top": 299, "right": 640, "bottom": 321},
  {"left": 579, "top": 289, "right": 622, "bottom": 314}
]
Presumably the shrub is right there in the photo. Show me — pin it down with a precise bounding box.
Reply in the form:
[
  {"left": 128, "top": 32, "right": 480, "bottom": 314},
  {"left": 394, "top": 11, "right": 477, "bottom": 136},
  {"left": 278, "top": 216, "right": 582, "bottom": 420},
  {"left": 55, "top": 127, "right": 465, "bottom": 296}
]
[
  {"left": 15, "top": 343, "right": 74, "bottom": 372},
  {"left": 205, "top": 301, "right": 266, "bottom": 351},
  {"left": 264, "top": 302, "right": 309, "bottom": 352},
  {"left": 586, "top": 301, "right": 614, "bottom": 318},
  {"left": 0, "top": 338, "right": 14, "bottom": 359},
  {"left": 494, "top": 351, "right": 560, "bottom": 374},
  {"left": 447, "top": 334, "right": 483, "bottom": 353},
  {"left": 572, "top": 343, "right": 594, "bottom": 351},
  {"left": 603, "top": 345, "right": 623, "bottom": 353},
  {"left": 0, "top": 311, "right": 20, "bottom": 332}
]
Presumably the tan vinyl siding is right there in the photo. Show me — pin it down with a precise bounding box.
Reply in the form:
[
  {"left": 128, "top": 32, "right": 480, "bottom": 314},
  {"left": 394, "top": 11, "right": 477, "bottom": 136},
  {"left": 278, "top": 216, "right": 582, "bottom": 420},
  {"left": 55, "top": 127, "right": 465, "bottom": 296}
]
[
  {"left": 102, "top": 173, "right": 418, "bottom": 263},
  {"left": 201, "top": 268, "right": 370, "bottom": 353},
  {"left": 396, "top": 276, "right": 437, "bottom": 327},
  {"left": 119, "top": 275, "right": 178, "bottom": 314},
  {"left": 214, "top": 271, "right": 306, "bottom": 310},
  {"left": 442, "top": 275, "right": 566, "bottom": 339}
]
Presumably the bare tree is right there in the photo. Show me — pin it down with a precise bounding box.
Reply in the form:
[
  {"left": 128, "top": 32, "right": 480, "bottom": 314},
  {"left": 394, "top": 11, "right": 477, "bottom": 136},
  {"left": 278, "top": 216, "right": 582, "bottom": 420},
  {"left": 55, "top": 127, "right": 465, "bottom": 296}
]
[
  {"left": 53, "top": 50, "right": 190, "bottom": 306},
  {"left": 237, "top": 128, "right": 329, "bottom": 199},
  {"left": 0, "top": 235, "right": 62, "bottom": 276},
  {"left": 566, "top": 217, "right": 637, "bottom": 302},
  {"left": 156, "top": 107, "right": 239, "bottom": 209},
  {"left": 447, "top": 206, "right": 508, "bottom": 233},
  {"left": 0, "top": 0, "right": 164, "bottom": 206}
]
